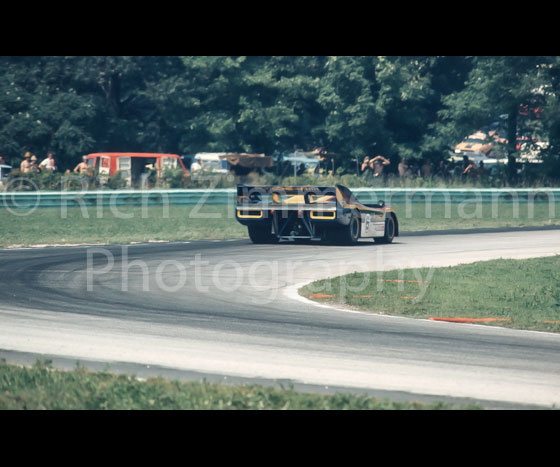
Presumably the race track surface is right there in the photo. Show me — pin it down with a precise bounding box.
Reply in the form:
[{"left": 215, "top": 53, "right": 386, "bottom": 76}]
[{"left": 1, "top": 230, "right": 560, "bottom": 408}]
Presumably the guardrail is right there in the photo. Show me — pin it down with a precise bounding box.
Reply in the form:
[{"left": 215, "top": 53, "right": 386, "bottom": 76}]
[
  {"left": 353, "top": 188, "right": 560, "bottom": 204},
  {"left": 1, "top": 187, "right": 559, "bottom": 210},
  {"left": 0, "top": 189, "right": 236, "bottom": 210}
]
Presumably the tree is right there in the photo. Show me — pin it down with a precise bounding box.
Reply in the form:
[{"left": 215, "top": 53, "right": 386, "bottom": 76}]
[
  {"left": 316, "top": 56, "right": 382, "bottom": 169},
  {"left": 1, "top": 56, "right": 559, "bottom": 183},
  {"left": 237, "top": 56, "right": 326, "bottom": 154},
  {"left": 375, "top": 56, "right": 447, "bottom": 164},
  {"left": 438, "top": 56, "right": 551, "bottom": 181},
  {"left": 71, "top": 56, "right": 188, "bottom": 153},
  {"left": 0, "top": 56, "right": 98, "bottom": 168},
  {"left": 536, "top": 57, "right": 560, "bottom": 182},
  {"left": 0, "top": 56, "right": 189, "bottom": 169},
  {"left": 315, "top": 56, "right": 472, "bottom": 172},
  {"left": 178, "top": 56, "right": 327, "bottom": 155}
]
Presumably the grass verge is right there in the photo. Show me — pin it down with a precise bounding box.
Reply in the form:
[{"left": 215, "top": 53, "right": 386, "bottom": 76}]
[
  {"left": 300, "top": 256, "right": 560, "bottom": 333},
  {"left": 0, "top": 205, "right": 246, "bottom": 247},
  {"left": 0, "top": 201, "right": 558, "bottom": 248},
  {"left": 0, "top": 359, "right": 480, "bottom": 410}
]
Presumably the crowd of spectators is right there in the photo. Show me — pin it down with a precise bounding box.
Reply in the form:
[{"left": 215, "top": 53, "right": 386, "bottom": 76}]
[
  {"left": 359, "top": 154, "right": 490, "bottom": 181},
  {"left": 18, "top": 152, "right": 57, "bottom": 174},
  {"left": 3, "top": 149, "right": 497, "bottom": 188},
  {"left": 9, "top": 152, "right": 94, "bottom": 176}
]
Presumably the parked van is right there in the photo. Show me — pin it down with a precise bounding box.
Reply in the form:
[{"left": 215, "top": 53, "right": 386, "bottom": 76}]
[
  {"left": 84, "top": 153, "right": 189, "bottom": 188},
  {"left": 190, "top": 153, "right": 230, "bottom": 175}
]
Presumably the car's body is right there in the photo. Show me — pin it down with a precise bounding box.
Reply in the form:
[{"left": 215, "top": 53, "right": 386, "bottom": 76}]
[
  {"left": 454, "top": 132, "right": 494, "bottom": 156},
  {"left": 236, "top": 184, "right": 398, "bottom": 245}
]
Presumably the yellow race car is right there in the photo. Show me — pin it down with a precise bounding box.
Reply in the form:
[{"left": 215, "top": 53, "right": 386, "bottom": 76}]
[{"left": 236, "top": 184, "right": 398, "bottom": 245}]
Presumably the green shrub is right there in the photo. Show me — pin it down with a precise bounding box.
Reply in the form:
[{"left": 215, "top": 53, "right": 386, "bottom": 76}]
[
  {"left": 160, "top": 168, "right": 189, "bottom": 188},
  {"left": 105, "top": 171, "right": 128, "bottom": 190}
]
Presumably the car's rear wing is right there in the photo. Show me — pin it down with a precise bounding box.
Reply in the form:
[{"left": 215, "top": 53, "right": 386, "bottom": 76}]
[{"left": 237, "top": 185, "right": 344, "bottom": 209}]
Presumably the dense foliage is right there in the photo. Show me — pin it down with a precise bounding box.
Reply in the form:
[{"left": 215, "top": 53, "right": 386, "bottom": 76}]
[{"left": 1, "top": 56, "right": 559, "bottom": 181}]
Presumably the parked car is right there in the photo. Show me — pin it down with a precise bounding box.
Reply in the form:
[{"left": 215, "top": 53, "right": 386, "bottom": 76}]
[
  {"left": 518, "top": 140, "right": 548, "bottom": 163},
  {"left": 454, "top": 132, "right": 494, "bottom": 156},
  {"left": 0, "top": 164, "right": 12, "bottom": 189}
]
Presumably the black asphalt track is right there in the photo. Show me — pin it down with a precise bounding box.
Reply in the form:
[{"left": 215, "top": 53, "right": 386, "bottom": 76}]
[{"left": 1, "top": 230, "right": 559, "bottom": 408}]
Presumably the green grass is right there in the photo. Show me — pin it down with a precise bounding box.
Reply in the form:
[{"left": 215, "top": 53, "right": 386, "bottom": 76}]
[
  {"left": 0, "top": 200, "right": 558, "bottom": 248},
  {"left": 300, "top": 256, "right": 560, "bottom": 333},
  {"left": 0, "top": 359, "right": 480, "bottom": 410},
  {"left": 396, "top": 201, "right": 559, "bottom": 232},
  {"left": 0, "top": 205, "right": 246, "bottom": 247}
]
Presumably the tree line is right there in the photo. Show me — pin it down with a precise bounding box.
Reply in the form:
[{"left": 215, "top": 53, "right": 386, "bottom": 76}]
[{"left": 1, "top": 56, "right": 559, "bottom": 183}]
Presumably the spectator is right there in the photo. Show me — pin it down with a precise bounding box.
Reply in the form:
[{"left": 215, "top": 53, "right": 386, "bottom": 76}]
[
  {"left": 74, "top": 156, "right": 89, "bottom": 174},
  {"left": 20, "top": 152, "right": 32, "bottom": 173},
  {"left": 477, "top": 161, "right": 487, "bottom": 179},
  {"left": 398, "top": 158, "right": 409, "bottom": 177},
  {"left": 371, "top": 155, "right": 390, "bottom": 177},
  {"left": 145, "top": 164, "right": 157, "bottom": 187},
  {"left": 312, "top": 147, "right": 327, "bottom": 175},
  {"left": 360, "top": 156, "right": 372, "bottom": 179},
  {"left": 190, "top": 159, "right": 202, "bottom": 172},
  {"left": 462, "top": 155, "right": 470, "bottom": 172},
  {"left": 462, "top": 159, "right": 477, "bottom": 176},
  {"left": 452, "top": 162, "right": 463, "bottom": 178},
  {"left": 315, "top": 151, "right": 332, "bottom": 175},
  {"left": 40, "top": 152, "right": 57, "bottom": 172},
  {"left": 435, "top": 160, "right": 445, "bottom": 178},
  {"left": 421, "top": 159, "right": 432, "bottom": 178},
  {"left": 408, "top": 160, "right": 420, "bottom": 177},
  {"left": 0, "top": 155, "right": 4, "bottom": 165},
  {"left": 30, "top": 155, "right": 40, "bottom": 173}
]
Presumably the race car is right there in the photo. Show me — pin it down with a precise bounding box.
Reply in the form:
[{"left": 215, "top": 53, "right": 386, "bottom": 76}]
[{"left": 236, "top": 184, "right": 398, "bottom": 245}]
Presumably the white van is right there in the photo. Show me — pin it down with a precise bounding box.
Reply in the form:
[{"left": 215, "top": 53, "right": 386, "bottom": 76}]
[
  {"left": 190, "top": 153, "right": 230, "bottom": 175},
  {"left": 190, "top": 152, "right": 273, "bottom": 176}
]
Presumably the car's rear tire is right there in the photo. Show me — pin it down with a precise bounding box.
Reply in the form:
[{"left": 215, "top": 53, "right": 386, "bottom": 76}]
[
  {"left": 374, "top": 215, "right": 396, "bottom": 244},
  {"left": 248, "top": 225, "right": 279, "bottom": 244},
  {"left": 330, "top": 211, "right": 360, "bottom": 245}
]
